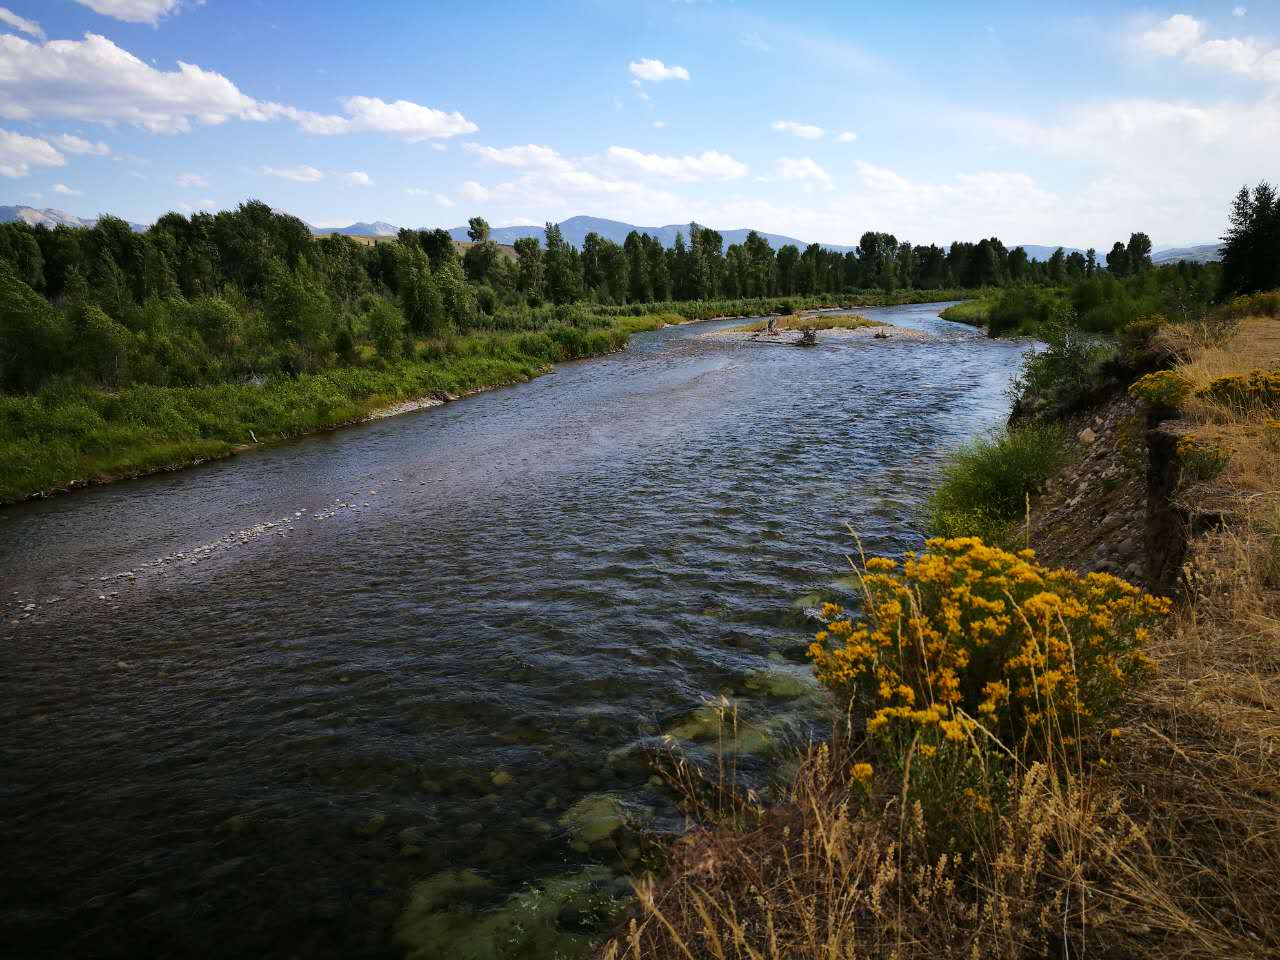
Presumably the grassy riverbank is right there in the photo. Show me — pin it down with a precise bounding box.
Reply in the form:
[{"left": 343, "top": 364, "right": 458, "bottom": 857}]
[
  {"left": 603, "top": 294, "right": 1280, "bottom": 959},
  {"left": 0, "top": 291, "right": 969, "bottom": 505},
  {"left": 0, "top": 315, "right": 667, "bottom": 503}
]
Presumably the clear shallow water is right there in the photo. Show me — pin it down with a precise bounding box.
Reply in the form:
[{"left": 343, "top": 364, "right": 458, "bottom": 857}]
[{"left": 0, "top": 303, "right": 1026, "bottom": 958}]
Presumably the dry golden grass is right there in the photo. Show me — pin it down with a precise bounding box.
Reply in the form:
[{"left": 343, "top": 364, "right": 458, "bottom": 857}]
[{"left": 1088, "top": 311, "right": 1280, "bottom": 958}]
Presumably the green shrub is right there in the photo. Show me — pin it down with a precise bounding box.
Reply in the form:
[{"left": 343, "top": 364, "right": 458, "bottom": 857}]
[
  {"left": 1011, "top": 320, "right": 1117, "bottom": 419},
  {"left": 928, "top": 423, "right": 1068, "bottom": 548}
]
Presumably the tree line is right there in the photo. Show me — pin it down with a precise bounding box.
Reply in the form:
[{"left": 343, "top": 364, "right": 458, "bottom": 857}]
[{"left": 0, "top": 195, "right": 1215, "bottom": 396}]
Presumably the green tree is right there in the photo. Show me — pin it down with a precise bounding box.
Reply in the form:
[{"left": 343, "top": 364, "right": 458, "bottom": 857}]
[
  {"left": 366, "top": 297, "right": 406, "bottom": 359},
  {"left": 543, "top": 222, "right": 582, "bottom": 305},
  {"left": 1106, "top": 242, "right": 1130, "bottom": 277},
  {"left": 0, "top": 259, "right": 69, "bottom": 392},
  {"left": 1126, "top": 232, "right": 1153, "bottom": 274},
  {"left": 513, "top": 236, "right": 545, "bottom": 302}
]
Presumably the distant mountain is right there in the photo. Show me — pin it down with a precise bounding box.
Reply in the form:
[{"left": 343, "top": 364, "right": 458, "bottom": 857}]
[
  {"left": 444, "top": 215, "right": 856, "bottom": 253},
  {"left": 0, "top": 205, "right": 146, "bottom": 232},
  {"left": 312, "top": 220, "right": 399, "bottom": 238},
  {"left": 1152, "top": 243, "right": 1221, "bottom": 265},
  {"left": 1017, "top": 244, "right": 1088, "bottom": 262}
]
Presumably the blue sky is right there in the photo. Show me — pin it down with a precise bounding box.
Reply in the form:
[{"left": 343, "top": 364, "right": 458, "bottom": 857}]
[{"left": 0, "top": 1, "right": 1277, "bottom": 248}]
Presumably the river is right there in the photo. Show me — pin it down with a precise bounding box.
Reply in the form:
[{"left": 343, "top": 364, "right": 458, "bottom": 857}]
[{"left": 0, "top": 302, "right": 1027, "bottom": 959}]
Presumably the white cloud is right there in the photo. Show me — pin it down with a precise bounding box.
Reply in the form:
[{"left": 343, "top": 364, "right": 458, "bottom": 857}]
[
  {"left": 431, "top": 142, "right": 447, "bottom": 152},
  {"left": 742, "top": 31, "right": 769, "bottom": 53},
  {"left": 1233, "top": 6, "right": 1247, "bottom": 16},
  {"left": 0, "top": 33, "right": 266, "bottom": 132},
  {"left": 652, "top": 119, "right": 666, "bottom": 129},
  {"left": 772, "top": 119, "right": 825, "bottom": 140},
  {"left": 0, "top": 128, "right": 65, "bottom": 177},
  {"left": 73, "top": 0, "right": 181, "bottom": 25},
  {"left": 1138, "top": 14, "right": 1205, "bottom": 57},
  {"left": 261, "top": 164, "right": 323, "bottom": 183},
  {"left": 290, "top": 96, "right": 477, "bottom": 141},
  {"left": 975, "top": 92, "right": 1280, "bottom": 244},
  {"left": 1136, "top": 13, "right": 1280, "bottom": 84},
  {"left": 777, "top": 156, "right": 833, "bottom": 190},
  {"left": 345, "top": 170, "right": 372, "bottom": 185},
  {"left": 0, "top": 6, "right": 43, "bottom": 38},
  {"left": 461, "top": 180, "right": 495, "bottom": 202},
  {"left": 460, "top": 142, "right": 687, "bottom": 222},
  {"left": 606, "top": 146, "right": 747, "bottom": 181},
  {"left": 176, "top": 172, "right": 207, "bottom": 187},
  {"left": 497, "top": 217, "right": 538, "bottom": 228},
  {"left": 53, "top": 183, "right": 83, "bottom": 196},
  {"left": 435, "top": 193, "right": 454, "bottom": 207},
  {"left": 836, "top": 130, "right": 857, "bottom": 143},
  {"left": 628, "top": 58, "right": 689, "bottom": 82},
  {"left": 0, "top": 33, "right": 477, "bottom": 141},
  {"left": 52, "top": 133, "right": 111, "bottom": 155}
]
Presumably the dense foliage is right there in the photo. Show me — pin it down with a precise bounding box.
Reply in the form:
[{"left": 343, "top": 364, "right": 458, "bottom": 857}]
[
  {"left": 0, "top": 199, "right": 1178, "bottom": 397},
  {"left": 1221, "top": 181, "right": 1280, "bottom": 296}
]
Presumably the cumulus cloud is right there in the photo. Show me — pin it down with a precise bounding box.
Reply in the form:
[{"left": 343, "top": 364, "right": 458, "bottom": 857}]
[
  {"left": 0, "top": 128, "right": 66, "bottom": 177},
  {"left": 290, "top": 96, "right": 477, "bottom": 141},
  {"left": 345, "top": 170, "right": 372, "bottom": 185},
  {"left": 53, "top": 183, "right": 83, "bottom": 196},
  {"left": 975, "top": 92, "right": 1280, "bottom": 243},
  {"left": 1136, "top": 13, "right": 1280, "bottom": 84},
  {"left": 461, "top": 141, "right": 686, "bottom": 220},
  {"left": 1137, "top": 14, "right": 1205, "bottom": 57},
  {"left": 836, "top": 130, "right": 857, "bottom": 143},
  {"left": 261, "top": 164, "right": 323, "bottom": 183},
  {"left": 176, "top": 172, "right": 207, "bottom": 187},
  {"left": 52, "top": 133, "right": 111, "bottom": 155},
  {"left": 772, "top": 120, "right": 825, "bottom": 140},
  {"left": 0, "top": 6, "right": 43, "bottom": 38},
  {"left": 652, "top": 120, "right": 666, "bottom": 129},
  {"left": 0, "top": 33, "right": 477, "bottom": 140},
  {"left": 461, "top": 180, "right": 497, "bottom": 202},
  {"left": 628, "top": 58, "right": 689, "bottom": 82},
  {"left": 0, "top": 33, "right": 267, "bottom": 132},
  {"left": 777, "top": 156, "right": 833, "bottom": 190},
  {"left": 606, "top": 146, "right": 747, "bottom": 181},
  {"left": 73, "top": 0, "right": 181, "bottom": 25}
]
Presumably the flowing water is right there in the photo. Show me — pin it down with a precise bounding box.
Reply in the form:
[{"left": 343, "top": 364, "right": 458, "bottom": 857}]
[{"left": 0, "top": 303, "right": 1027, "bottom": 959}]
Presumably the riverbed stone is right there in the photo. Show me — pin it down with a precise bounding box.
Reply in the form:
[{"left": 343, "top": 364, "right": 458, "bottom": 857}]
[
  {"left": 558, "top": 794, "right": 630, "bottom": 845},
  {"left": 353, "top": 813, "right": 388, "bottom": 837},
  {"left": 743, "top": 667, "right": 816, "bottom": 699},
  {"left": 397, "top": 865, "right": 619, "bottom": 960}
]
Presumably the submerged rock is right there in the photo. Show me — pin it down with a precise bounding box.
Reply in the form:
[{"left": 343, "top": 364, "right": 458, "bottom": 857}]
[
  {"left": 558, "top": 794, "right": 631, "bottom": 846},
  {"left": 742, "top": 667, "right": 818, "bottom": 700},
  {"left": 352, "top": 813, "right": 388, "bottom": 837},
  {"left": 397, "top": 865, "right": 624, "bottom": 960}
]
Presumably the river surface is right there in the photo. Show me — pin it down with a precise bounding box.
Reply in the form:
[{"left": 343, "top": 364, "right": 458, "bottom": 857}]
[{"left": 0, "top": 303, "right": 1027, "bottom": 959}]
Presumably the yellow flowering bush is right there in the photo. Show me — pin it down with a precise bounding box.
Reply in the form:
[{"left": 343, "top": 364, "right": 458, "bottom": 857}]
[
  {"left": 1264, "top": 419, "right": 1280, "bottom": 452},
  {"left": 810, "top": 537, "right": 1169, "bottom": 844},
  {"left": 1176, "top": 434, "right": 1231, "bottom": 482},
  {"left": 1195, "top": 368, "right": 1280, "bottom": 414},
  {"left": 1128, "top": 370, "right": 1191, "bottom": 411}
]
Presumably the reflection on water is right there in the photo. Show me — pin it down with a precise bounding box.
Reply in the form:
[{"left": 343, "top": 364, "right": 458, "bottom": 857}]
[{"left": 0, "top": 303, "right": 1026, "bottom": 958}]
